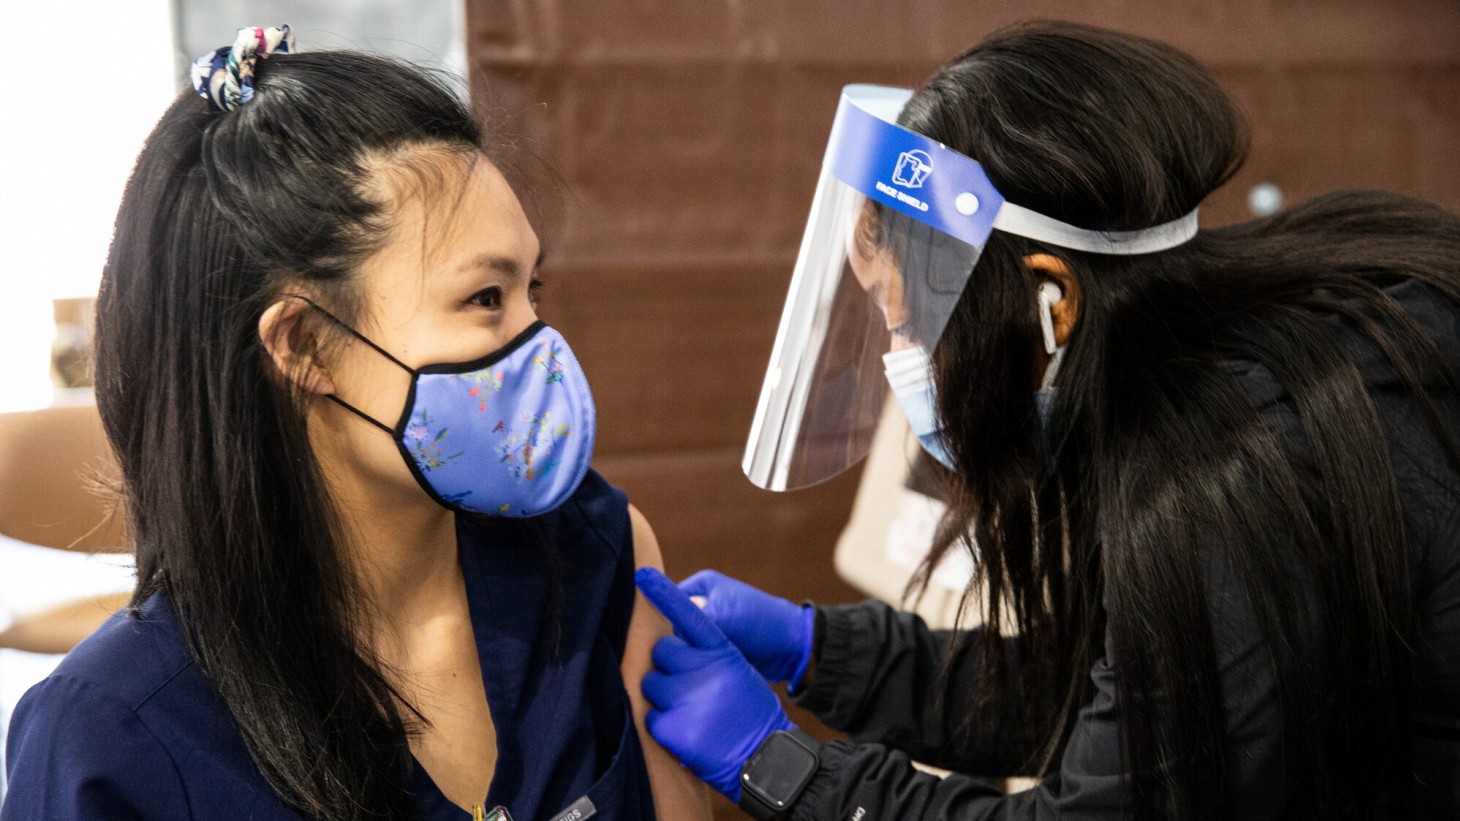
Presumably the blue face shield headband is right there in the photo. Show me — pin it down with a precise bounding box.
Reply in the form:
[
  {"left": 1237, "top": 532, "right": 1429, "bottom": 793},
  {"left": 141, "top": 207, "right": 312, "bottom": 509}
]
[
  {"left": 744, "top": 85, "right": 1198, "bottom": 490},
  {"left": 303, "top": 301, "right": 597, "bottom": 518}
]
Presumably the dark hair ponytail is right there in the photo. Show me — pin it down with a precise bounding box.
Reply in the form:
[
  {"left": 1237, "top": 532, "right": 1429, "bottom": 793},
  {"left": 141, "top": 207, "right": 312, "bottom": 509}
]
[
  {"left": 95, "top": 51, "right": 487, "bottom": 818},
  {"left": 905, "top": 21, "right": 1460, "bottom": 820}
]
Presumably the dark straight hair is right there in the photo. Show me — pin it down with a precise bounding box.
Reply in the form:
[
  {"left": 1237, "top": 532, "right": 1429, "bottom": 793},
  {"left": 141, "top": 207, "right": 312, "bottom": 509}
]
[
  {"left": 902, "top": 21, "right": 1460, "bottom": 820},
  {"left": 94, "top": 51, "right": 494, "bottom": 819}
]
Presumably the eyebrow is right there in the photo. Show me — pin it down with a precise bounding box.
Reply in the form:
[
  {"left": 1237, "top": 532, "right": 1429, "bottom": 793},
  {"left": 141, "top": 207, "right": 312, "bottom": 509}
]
[{"left": 455, "top": 249, "right": 545, "bottom": 281}]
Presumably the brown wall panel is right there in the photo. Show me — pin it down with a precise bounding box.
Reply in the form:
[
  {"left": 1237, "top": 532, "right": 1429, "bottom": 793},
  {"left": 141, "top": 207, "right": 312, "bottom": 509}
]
[
  {"left": 500, "top": 62, "right": 894, "bottom": 266},
  {"left": 594, "top": 450, "right": 864, "bottom": 605},
  {"left": 474, "top": 1, "right": 1460, "bottom": 71},
  {"left": 546, "top": 261, "right": 784, "bottom": 455},
  {"left": 1214, "top": 66, "right": 1460, "bottom": 214}
]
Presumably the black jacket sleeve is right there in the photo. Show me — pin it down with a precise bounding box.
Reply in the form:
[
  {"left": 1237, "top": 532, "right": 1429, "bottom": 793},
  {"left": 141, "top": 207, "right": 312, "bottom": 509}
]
[
  {"left": 790, "top": 633, "right": 1132, "bottom": 821},
  {"left": 792, "top": 600, "right": 1039, "bottom": 776},
  {"left": 788, "top": 547, "right": 1299, "bottom": 820}
]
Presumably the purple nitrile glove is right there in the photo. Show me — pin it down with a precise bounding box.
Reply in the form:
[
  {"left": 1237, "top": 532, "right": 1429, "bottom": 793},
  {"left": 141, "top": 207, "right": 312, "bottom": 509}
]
[
  {"left": 679, "top": 569, "right": 816, "bottom": 691},
  {"left": 635, "top": 567, "right": 796, "bottom": 802}
]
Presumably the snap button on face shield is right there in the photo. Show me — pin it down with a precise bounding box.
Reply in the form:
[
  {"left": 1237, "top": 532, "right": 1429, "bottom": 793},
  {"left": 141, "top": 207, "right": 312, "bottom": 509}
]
[{"left": 743, "top": 84, "right": 1199, "bottom": 492}]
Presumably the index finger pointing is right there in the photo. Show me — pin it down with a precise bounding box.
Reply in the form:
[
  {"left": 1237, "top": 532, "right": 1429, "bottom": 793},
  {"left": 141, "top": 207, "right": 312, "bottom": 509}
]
[{"left": 635, "top": 567, "right": 726, "bottom": 648}]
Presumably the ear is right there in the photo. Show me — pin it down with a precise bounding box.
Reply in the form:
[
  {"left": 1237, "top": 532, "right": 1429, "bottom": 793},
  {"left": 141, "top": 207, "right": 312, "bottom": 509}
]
[
  {"left": 1023, "top": 253, "right": 1082, "bottom": 348},
  {"left": 258, "top": 297, "right": 336, "bottom": 395}
]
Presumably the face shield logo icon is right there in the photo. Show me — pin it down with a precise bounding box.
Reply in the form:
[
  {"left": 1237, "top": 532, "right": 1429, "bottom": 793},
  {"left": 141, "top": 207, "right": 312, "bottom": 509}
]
[{"left": 891, "top": 149, "right": 934, "bottom": 188}]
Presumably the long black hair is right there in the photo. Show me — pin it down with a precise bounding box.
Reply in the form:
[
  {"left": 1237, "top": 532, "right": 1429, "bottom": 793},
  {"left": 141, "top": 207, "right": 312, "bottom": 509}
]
[
  {"left": 94, "top": 51, "right": 492, "bottom": 818},
  {"left": 904, "top": 21, "right": 1460, "bottom": 819}
]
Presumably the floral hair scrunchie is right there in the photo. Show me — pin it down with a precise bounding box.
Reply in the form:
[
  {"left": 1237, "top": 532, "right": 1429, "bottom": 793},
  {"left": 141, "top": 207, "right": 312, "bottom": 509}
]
[{"left": 190, "top": 25, "right": 294, "bottom": 112}]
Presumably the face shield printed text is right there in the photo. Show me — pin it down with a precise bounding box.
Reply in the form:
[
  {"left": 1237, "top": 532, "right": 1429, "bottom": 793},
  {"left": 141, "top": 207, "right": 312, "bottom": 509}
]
[{"left": 874, "top": 180, "right": 930, "bottom": 212}]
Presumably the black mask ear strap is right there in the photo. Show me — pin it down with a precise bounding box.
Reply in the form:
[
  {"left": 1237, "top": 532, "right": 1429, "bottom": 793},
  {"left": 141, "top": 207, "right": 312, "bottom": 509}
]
[
  {"left": 281, "top": 294, "right": 413, "bottom": 436},
  {"left": 325, "top": 394, "right": 396, "bottom": 436},
  {"left": 284, "top": 294, "right": 417, "bottom": 377}
]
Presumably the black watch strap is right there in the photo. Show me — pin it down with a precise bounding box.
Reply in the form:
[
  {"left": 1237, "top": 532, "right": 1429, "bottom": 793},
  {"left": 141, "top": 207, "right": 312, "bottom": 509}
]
[{"left": 739, "top": 729, "right": 823, "bottom": 820}]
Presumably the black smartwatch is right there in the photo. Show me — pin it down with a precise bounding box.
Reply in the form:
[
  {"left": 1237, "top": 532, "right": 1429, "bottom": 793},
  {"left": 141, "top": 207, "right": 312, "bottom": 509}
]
[{"left": 739, "top": 728, "right": 823, "bottom": 820}]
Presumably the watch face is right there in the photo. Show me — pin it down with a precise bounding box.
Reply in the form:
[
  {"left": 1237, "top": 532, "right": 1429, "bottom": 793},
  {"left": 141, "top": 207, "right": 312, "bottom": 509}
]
[{"left": 744, "top": 733, "right": 819, "bottom": 807}]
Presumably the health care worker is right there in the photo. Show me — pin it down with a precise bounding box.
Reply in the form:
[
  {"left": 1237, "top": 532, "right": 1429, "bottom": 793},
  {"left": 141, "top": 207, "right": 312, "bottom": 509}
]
[{"left": 633, "top": 21, "right": 1460, "bottom": 821}]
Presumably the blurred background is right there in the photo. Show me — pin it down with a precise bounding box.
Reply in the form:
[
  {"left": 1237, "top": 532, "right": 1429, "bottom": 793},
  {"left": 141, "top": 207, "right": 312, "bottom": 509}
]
[{"left": 2, "top": 0, "right": 1458, "bottom": 813}]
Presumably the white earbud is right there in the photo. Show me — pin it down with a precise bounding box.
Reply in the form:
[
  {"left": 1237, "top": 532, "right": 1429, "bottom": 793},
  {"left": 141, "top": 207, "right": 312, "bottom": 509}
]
[{"left": 1037, "top": 281, "right": 1063, "bottom": 355}]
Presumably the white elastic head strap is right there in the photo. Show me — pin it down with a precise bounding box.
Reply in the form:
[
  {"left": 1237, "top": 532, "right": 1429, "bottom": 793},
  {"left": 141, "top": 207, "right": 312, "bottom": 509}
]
[{"left": 991, "top": 202, "right": 1199, "bottom": 256}]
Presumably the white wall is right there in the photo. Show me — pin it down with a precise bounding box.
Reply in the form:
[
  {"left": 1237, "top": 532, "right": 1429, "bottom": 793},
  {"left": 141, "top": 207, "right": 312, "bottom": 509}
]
[
  {"left": 0, "top": 0, "right": 178, "bottom": 413},
  {"left": 0, "top": 0, "right": 469, "bottom": 414}
]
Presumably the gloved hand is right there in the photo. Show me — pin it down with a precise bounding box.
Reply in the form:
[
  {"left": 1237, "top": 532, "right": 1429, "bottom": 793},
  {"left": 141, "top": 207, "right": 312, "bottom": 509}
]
[
  {"left": 679, "top": 569, "right": 815, "bottom": 690},
  {"left": 635, "top": 567, "right": 796, "bottom": 802}
]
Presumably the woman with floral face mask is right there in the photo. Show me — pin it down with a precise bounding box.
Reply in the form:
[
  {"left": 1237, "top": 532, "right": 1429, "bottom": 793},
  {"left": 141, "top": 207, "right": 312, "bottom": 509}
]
[{"left": 0, "top": 26, "right": 709, "bottom": 821}]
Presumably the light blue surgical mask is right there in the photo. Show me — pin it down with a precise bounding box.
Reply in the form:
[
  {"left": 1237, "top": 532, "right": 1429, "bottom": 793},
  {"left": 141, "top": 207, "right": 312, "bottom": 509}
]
[
  {"left": 884, "top": 343, "right": 1067, "bottom": 473},
  {"left": 884, "top": 346, "right": 955, "bottom": 470}
]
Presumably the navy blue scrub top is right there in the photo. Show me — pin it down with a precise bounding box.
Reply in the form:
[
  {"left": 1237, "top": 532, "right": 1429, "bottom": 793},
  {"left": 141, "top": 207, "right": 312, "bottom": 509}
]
[{"left": 1, "top": 470, "right": 655, "bottom": 820}]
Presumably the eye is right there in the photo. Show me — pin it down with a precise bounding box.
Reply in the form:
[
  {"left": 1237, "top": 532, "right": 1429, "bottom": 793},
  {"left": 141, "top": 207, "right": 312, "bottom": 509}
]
[
  {"left": 529, "top": 278, "right": 545, "bottom": 307},
  {"left": 466, "top": 286, "right": 503, "bottom": 310}
]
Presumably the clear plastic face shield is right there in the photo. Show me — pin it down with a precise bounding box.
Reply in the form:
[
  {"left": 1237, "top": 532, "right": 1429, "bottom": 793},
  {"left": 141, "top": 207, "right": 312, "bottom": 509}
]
[{"left": 744, "top": 85, "right": 1199, "bottom": 491}]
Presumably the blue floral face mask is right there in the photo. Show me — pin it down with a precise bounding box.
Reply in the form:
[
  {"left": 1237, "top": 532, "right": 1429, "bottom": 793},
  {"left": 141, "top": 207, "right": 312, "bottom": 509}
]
[{"left": 306, "top": 302, "right": 596, "bottom": 518}]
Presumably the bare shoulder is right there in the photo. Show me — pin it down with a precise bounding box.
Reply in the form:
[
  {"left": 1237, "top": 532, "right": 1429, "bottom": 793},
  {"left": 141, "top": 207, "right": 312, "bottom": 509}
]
[
  {"left": 619, "top": 502, "right": 713, "bottom": 818},
  {"left": 626, "top": 503, "right": 664, "bottom": 570},
  {"left": 622, "top": 503, "right": 672, "bottom": 670}
]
